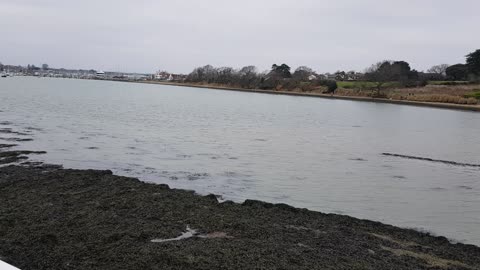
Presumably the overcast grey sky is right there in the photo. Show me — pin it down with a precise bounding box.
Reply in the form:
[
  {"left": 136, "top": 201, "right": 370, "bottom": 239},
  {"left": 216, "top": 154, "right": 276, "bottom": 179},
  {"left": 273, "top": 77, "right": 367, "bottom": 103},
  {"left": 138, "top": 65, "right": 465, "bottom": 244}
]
[{"left": 1, "top": 0, "right": 479, "bottom": 74}]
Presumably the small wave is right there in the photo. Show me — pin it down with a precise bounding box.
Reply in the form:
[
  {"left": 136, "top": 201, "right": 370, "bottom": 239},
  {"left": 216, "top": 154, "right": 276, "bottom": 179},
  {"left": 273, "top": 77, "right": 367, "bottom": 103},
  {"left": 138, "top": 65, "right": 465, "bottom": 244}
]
[
  {"left": 0, "top": 128, "right": 29, "bottom": 136},
  {"left": 187, "top": 173, "right": 209, "bottom": 181},
  {"left": 382, "top": 153, "right": 480, "bottom": 168},
  {"left": 0, "top": 137, "right": 33, "bottom": 142},
  {"left": 0, "top": 144, "right": 17, "bottom": 149},
  {"left": 223, "top": 171, "right": 239, "bottom": 177},
  {"left": 162, "top": 171, "right": 210, "bottom": 181},
  {"left": 24, "top": 127, "right": 43, "bottom": 131},
  {"left": 349, "top": 158, "right": 367, "bottom": 162}
]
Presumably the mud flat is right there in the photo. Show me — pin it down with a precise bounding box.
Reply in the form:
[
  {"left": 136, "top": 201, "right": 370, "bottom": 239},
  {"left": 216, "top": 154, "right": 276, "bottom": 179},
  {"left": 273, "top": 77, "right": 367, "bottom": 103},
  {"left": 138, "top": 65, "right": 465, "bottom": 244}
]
[{"left": 1, "top": 151, "right": 480, "bottom": 269}]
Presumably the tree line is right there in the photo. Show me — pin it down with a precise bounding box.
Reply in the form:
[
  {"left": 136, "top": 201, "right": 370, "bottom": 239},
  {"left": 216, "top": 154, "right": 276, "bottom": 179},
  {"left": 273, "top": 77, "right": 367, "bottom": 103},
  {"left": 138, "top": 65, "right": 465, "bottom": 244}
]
[
  {"left": 185, "top": 64, "right": 338, "bottom": 93},
  {"left": 444, "top": 50, "right": 480, "bottom": 81},
  {"left": 183, "top": 49, "right": 480, "bottom": 93}
]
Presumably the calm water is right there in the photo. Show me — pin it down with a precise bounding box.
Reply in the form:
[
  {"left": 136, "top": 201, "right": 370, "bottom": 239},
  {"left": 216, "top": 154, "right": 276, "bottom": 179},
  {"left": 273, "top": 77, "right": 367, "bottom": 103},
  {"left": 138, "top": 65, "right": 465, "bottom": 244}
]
[{"left": 1, "top": 77, "right": 479, "bottom": 245}]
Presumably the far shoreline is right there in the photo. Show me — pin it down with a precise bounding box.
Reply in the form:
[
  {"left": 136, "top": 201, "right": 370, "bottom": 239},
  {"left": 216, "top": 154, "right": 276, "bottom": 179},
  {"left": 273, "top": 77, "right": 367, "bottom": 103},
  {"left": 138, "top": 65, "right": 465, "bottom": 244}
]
[{"left": 122, "top": 79, "right": 480, "bottom": 113}]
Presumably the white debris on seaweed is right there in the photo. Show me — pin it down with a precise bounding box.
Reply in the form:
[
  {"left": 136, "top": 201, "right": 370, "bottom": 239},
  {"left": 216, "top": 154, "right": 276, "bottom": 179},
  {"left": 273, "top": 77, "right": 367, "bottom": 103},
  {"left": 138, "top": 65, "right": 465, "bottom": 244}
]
[
  {"left": 151, "top": 226, "right": 232, "bottom": 243},
  {"left": 151, "top": 226, "right": 199, "bottom": 243}
]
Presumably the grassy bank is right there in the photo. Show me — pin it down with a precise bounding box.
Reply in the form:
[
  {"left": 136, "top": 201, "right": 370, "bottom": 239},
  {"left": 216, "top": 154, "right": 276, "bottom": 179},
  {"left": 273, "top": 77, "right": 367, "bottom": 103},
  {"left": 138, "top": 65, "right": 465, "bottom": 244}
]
[{"left": 335, "top": 84, "right": 480, "bottom": 105}]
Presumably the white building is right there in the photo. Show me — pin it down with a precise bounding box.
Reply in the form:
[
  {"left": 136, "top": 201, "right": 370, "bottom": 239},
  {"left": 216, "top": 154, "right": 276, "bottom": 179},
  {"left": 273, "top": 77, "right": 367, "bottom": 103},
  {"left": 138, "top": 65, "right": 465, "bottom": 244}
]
[{"left": 96, "top": 71, "right": 105, "bottom": 78}]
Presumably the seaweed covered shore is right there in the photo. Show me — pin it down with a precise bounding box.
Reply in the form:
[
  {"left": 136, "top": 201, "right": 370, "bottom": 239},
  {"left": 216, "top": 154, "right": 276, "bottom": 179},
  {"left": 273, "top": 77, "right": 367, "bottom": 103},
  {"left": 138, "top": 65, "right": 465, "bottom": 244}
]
[{"left": 1, "top": 145, "right": 480, "bottom": 270}]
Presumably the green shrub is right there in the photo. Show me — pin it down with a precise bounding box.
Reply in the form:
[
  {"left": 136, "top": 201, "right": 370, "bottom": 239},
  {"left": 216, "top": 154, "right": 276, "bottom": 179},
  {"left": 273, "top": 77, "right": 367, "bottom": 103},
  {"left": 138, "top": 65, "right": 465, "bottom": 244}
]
[
  {"left": 319, "top": 80, "right": 337, "bottom": 93},
  {"left": 464, "top": 90, "right": 480, "bottom": 100},
  {"left": 327, "top": 81, "right": 338, "bottom": 92}
]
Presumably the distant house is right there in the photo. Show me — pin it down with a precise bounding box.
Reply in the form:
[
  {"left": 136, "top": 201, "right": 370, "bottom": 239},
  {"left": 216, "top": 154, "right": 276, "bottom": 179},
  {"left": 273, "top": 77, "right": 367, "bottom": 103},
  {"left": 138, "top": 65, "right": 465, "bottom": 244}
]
[
  {"left": 316, "top": 74, "right": 327, "bottom": 80},
  {"left": 325, "top": 73, "right": 337, "bottom": 80},
  {"left": 96, "top": 71, "right": 105, "bottom": 78},
  {"left": 346, "top": 72, "right": 364, "bottom": 81},
  {"left": 319, "top": 72, "right": 363, "bottom": 81},
  {"left": 155, "top": 71, "right": 170, "bottom": 80},
  {"left": 154, "top": 71, "right": 186, "bottom": 82}
]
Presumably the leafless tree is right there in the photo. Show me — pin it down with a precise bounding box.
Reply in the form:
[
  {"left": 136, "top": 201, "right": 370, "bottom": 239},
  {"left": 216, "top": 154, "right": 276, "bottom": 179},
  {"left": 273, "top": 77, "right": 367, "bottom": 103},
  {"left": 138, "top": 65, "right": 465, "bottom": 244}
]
[
  {"left": 186, "top": 65, "right": 216, "bottom": 83},
  {"left": 427, "top": 64, "right": 449, "bottom": 76},
  {"left": 238, "top": 66, "right": 259, "bottom": 88},
  {"left": 364, "top": 61, "right": 391, "bottom": 74},
  {"left": 215, "top": 67, "right": 235, "bottom": 84}
]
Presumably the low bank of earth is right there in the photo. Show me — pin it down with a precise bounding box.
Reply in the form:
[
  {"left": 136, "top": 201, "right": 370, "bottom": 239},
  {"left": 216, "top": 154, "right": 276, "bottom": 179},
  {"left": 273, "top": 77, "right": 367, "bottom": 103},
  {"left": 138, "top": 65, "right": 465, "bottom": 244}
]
[{"left": 1, "top": 149, "right": 480, "bottom": 269}]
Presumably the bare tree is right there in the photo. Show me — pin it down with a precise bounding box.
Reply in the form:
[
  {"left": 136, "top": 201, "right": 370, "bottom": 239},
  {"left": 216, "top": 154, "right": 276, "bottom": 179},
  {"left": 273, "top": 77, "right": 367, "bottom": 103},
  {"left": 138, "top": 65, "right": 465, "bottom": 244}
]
[
  {"left": 186, "top": 65, "right": 216, "bottom": 83},
  {"left": 364, "top": 61, "right": 391, "bottom": 74},
  {"left": 215, "top": 67, "right": 235, "bottom": 84},
  {"left": 238, "top": 66, "right": 259, "bottom": 88},
  {"left": 427, "top": 64, "right": 449, "bottom": 76}
]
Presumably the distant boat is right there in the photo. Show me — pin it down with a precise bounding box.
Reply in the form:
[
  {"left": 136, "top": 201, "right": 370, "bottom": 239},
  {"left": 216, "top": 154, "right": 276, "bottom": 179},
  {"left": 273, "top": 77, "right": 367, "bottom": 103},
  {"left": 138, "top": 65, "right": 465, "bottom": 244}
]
[{"left": 1, "top": 73, "right": 8, "bottom": 78}]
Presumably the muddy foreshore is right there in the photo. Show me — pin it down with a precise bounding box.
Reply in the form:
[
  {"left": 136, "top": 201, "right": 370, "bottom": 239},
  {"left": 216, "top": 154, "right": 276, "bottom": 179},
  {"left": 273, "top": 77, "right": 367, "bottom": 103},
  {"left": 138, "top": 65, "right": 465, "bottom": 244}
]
[{"left": 1, "top": 148, "right": 480, "bottom": 270}]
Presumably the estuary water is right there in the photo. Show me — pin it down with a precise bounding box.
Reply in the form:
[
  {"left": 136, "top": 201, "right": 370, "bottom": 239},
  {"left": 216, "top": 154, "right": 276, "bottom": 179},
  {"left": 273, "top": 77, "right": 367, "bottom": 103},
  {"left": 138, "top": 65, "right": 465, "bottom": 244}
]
[{"left": 1, "top": 77, "right": 479, "bottom": 245}]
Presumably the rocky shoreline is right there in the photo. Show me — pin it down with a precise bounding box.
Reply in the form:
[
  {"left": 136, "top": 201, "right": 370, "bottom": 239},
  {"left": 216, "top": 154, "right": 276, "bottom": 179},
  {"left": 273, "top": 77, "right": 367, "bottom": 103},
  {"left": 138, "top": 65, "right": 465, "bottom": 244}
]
[{"left": 1, "top": 144, "right": 480, "bottom": 270}]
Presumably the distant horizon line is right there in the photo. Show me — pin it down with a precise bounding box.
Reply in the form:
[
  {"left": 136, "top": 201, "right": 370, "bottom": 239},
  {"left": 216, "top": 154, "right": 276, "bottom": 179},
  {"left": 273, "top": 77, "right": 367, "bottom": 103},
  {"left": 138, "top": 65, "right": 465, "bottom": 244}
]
[{"left": 0, "top": 58, "right": 468, "bottom": 76}]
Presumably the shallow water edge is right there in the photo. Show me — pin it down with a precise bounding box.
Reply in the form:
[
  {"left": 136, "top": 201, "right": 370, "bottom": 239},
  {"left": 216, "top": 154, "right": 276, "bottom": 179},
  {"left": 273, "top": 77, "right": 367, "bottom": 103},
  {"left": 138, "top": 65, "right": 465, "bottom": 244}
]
[{"left": 1, "top": 163, "right": 480, "bottom": 269}]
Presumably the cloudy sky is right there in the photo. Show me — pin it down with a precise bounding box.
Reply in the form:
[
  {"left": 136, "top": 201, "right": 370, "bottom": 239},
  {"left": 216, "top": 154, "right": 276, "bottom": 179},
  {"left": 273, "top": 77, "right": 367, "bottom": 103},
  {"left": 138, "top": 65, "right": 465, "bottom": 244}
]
[{"left": 1, "top": 0, "right": 479, "bottom": 74}]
